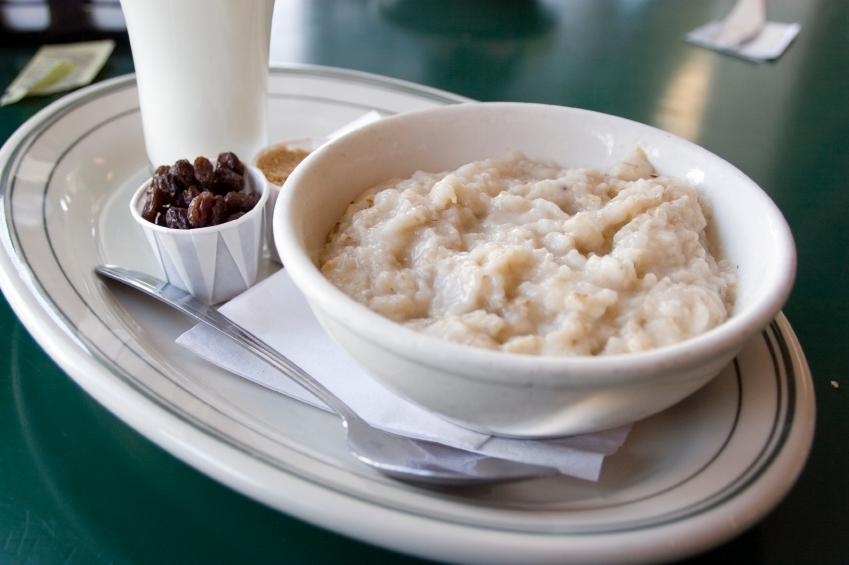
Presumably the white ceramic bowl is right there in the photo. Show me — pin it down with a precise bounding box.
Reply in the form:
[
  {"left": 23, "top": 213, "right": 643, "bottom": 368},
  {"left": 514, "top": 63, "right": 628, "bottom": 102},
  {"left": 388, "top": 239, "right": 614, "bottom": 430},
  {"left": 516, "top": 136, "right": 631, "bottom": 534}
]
[
  {"left": 274, "top": 102, "right": 796, "bottom": 437},
  {"left": 131, "top": 166, "right": 269, "bottom": 304}
]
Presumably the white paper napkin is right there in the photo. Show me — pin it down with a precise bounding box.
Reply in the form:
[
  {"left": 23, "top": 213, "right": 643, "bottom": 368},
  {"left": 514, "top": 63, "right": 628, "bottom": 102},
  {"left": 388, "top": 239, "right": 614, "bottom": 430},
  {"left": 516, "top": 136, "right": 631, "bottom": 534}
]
[
  {"left": 177, "top": 270, "right": 630, "bottom": 481},
  {"left": 685, "top": 20, "right": 800, "bottom": 62}
]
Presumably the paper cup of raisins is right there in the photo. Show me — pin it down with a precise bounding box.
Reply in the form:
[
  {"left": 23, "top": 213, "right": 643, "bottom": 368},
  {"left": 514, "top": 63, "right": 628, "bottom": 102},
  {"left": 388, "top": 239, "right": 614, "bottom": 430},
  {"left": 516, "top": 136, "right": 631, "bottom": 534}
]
[{"left": 130, "top": 152, "right": 269, "bottom": 304}]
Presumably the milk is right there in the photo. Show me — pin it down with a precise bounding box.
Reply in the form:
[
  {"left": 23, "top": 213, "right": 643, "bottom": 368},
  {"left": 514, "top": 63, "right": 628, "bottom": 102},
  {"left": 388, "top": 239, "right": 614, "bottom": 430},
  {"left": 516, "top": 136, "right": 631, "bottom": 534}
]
[{"left": 121, "top": 0, "right": 275, "bottom": 167}]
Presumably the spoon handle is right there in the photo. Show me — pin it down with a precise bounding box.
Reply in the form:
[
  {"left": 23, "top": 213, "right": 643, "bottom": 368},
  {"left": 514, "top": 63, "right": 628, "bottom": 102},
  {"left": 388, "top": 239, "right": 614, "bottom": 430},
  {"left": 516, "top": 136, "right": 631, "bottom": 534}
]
[{"left": 94, "top": 265, "right": 355, "bottom": 420}]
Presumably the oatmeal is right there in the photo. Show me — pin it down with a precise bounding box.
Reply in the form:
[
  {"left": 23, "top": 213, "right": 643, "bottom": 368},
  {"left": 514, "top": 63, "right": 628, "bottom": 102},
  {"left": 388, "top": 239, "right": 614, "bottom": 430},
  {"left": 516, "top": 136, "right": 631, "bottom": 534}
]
[{"left": 319, "top": 149, "right": 737, "bottom": 356}]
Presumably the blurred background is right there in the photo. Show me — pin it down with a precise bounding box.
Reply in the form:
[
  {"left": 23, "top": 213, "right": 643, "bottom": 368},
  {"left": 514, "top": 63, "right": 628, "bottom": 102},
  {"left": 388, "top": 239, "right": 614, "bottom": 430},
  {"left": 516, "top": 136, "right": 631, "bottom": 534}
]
[{"left": 0, "top": 1, "right": 846, "bottom": 563}]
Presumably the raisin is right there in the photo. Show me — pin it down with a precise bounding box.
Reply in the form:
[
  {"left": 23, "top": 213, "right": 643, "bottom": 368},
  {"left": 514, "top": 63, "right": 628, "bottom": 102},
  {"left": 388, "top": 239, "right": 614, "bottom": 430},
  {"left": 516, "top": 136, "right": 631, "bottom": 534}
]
[
  {"left": 193, "top": 156, "right": 214, "bottom": 189},
  {"left": 163, "top": 174, "right": 183, "bottom": 198},
  {"left": 209, "top": 195, "right": 227, "bottom": 225},
  {"left": 161, "top": 171, "right": 182, "bottom": 196},
  {"left": 165, "top": 206, "right": 190, "bottom": 229},
  {"left": 188, "top": 191, "right": 214, "bottom": 227},
  {"left": 141, "top": 177, "right": 174, "bottom": 222},
  {"left": 224, "top": 190, "right": 258, "bottom": 213},
  {"left": 140, "top": 185, "right": 158, "bottom": 222},
  {"left": 154, "top": 209, "right": 170, "bottom": 226},
  {"left": 217, "top": 151, "right": 245, "bottom": 175},
  {"left": 187, "top": 191, "right": 227, "bottom": 227},
  {"left": 213, "top": 167, "right": 243, "bottom": 195},
  {"left": 154, "top": 164, "right": 170, "bottom": 176},
  {"left": 227, "top": 211, "right": 246, "bottom": 222},
  {"left": 170, "top": 159, "right": 196, "bottom": 188},
  {"left": 181, "top": 185, "right": 201, "bottom": 207}
]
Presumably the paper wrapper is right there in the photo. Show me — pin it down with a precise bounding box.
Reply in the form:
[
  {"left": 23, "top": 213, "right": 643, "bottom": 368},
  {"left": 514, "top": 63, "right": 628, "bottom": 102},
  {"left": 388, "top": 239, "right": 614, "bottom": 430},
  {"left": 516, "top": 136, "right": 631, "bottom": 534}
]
[{"left": 177, "top": 270, "right": 631, "bottom": 481}]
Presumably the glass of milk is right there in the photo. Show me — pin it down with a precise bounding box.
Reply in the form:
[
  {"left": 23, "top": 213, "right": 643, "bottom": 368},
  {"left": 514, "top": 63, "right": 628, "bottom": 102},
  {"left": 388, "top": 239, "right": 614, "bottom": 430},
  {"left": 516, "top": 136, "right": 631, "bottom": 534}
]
[{"left": 121, "top": 0, "right": 275, "bottom": 167}]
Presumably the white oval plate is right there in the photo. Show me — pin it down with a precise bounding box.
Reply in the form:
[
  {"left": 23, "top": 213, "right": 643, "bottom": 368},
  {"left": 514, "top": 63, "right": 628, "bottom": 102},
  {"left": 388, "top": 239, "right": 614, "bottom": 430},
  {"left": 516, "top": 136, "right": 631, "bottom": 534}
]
[{"left": 0, "top": 66, "right": 815, "bottom": 564}]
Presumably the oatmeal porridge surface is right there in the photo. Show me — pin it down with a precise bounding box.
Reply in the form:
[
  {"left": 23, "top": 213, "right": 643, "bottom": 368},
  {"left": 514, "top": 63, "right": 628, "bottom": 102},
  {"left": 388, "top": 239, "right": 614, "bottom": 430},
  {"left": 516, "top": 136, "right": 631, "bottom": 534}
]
[{"left": 319, "top": 149, "right": 737, "bottom": 356}]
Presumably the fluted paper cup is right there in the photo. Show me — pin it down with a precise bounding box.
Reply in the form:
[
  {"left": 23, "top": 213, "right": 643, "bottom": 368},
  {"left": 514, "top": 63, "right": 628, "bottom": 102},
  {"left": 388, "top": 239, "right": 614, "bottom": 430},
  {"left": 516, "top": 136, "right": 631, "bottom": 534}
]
[
  {"left": 130, "top": 166, "right": 269, "bottom": 304},
  {"left": 256, "top": 110, "right": 384, "bottom": 263},
  {"left": 255, "top": 137, "right": 321, "bottom": 263}
]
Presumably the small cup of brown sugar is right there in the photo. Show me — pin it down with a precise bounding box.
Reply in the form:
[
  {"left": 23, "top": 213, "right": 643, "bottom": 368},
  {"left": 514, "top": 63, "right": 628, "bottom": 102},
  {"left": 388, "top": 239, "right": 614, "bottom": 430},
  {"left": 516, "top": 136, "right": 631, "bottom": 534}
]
[
  {"left": 130, "top": 151, "right": 269, "bottom": 304},
  {"left": 255, "top": 138, "right": 320, "bottom": 263}
]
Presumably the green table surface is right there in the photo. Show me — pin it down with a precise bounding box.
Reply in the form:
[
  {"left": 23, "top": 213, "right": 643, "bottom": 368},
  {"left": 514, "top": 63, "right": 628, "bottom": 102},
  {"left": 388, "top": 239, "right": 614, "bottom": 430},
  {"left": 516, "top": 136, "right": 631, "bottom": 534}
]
[{"left": 1, "top": 0, "right": 846, "bottom": 563}]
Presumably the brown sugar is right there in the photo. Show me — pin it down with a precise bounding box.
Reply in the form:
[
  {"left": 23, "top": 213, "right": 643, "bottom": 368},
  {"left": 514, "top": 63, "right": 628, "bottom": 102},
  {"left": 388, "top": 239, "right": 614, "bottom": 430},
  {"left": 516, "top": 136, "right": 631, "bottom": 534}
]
[{"left": 256, "top": 146, "right": 310, "bottom": 185}]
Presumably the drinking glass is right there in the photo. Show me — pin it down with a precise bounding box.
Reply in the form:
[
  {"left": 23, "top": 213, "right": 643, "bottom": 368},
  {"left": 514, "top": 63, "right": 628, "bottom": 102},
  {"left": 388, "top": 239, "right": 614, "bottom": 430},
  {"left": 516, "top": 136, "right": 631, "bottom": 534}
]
[{"left": 121, "top": 0, "right": 275, "bottom": 167}]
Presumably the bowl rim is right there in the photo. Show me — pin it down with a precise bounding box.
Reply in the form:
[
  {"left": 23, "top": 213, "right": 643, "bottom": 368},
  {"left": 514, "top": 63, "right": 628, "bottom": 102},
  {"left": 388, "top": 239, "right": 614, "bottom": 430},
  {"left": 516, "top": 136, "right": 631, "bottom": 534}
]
[
  {"left": 274, "top": 102, "right": 797, "bottom": 387},
  {"left": 129, "top": 165, "right": 269, "bottom": 235}
]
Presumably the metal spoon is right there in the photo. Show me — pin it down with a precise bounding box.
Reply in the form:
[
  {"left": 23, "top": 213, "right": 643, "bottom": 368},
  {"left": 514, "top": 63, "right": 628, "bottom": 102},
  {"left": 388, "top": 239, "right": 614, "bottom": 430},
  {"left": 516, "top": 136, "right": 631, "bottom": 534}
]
[{"left": 95, "top": 265, "right": 557, "bottom": 485}]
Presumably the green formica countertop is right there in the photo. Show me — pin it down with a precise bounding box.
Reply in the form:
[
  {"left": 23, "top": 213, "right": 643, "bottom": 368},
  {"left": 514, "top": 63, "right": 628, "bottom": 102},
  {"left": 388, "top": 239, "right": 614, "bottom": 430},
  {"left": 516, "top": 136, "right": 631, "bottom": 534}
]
[{"left": 0, "top": 0, "right": 846, "bottom": 563}]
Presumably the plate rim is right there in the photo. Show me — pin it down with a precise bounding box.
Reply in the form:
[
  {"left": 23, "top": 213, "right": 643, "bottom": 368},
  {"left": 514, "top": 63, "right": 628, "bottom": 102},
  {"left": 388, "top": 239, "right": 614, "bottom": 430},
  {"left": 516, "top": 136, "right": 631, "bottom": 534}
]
[{"left": 0, "top": 64, "right": 816, "bottom": 564}]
